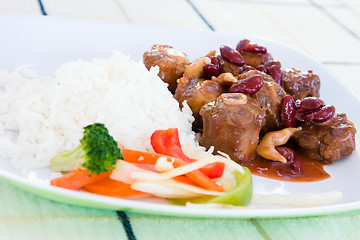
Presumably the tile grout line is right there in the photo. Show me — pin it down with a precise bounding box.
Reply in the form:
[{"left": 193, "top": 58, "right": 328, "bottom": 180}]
[
  {"left": 37, "top": 0, "right": 47, "bottom": 16},
  {"left": 113, "top": 0, "right": 132, "bottom": 22},
  {"left": 185, "top": 0, "right": 215, "bottom": 31},
  {"left": 308, "top": 0, "right": 360, "bottom": 42}
]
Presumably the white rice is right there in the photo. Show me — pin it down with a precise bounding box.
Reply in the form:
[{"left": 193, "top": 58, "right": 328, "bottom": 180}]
[{"left": 0, "top": 51, "right": 198, "bottom": 174}]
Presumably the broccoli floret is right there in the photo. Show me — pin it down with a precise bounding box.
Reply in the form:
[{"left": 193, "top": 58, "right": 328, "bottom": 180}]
[{"left": 51, "top": 123, "right": 122, "bottom": 174}]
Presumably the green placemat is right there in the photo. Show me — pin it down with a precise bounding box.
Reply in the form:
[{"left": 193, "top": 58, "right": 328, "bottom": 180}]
[{"left": 1, "top": 179, "right": 360, "bottom": 240}]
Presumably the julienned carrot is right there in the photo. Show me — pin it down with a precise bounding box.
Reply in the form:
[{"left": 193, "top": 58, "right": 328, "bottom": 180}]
[
  {"left": 172, "top": 175, "right": 200, "bottom": 187},
  {"left": 82, "top": 178, "right": 145, "bottom": 197},
  {"left": 122, "top": 148, "right": 224, "bottom": 179},
  {"left": 122, "top": 148, "right": 224, "bottom": 192},
  {"left": 182, "top": 168, "right": 224, "bottom": 192},
  {"left": 50, "top": 169, "right": 110, "bottom": 190},
  {"left": 121, "top": 148, "right": 174, "bottom": 165}
]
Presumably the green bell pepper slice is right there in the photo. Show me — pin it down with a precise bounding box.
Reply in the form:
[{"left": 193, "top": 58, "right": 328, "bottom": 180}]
[{"left": 169, "top": 167, "right": 252, "bottom": 206}]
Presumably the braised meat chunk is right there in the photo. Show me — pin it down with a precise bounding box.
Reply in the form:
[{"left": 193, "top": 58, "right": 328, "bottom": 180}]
[
  {"left": 293, "top": 113, "right": 356, "bottom": 162},
  {"left": 281, "top": 68, "right": 320, "bottom": 101},
  {"left": 241, "top": 52, "right": 274, "bottom": 68},
  {"left": 175, "top": 77, "right": 223, "bottom": 128},
  {"left": 143, "top": 44, "right": 190, "bottom": 93},
  {"left": 143, "top": 40, "right": 357, "bottom": 182},
  {"left": 200, "top": 93, "right": 266, "bottom": 163},
  {"left": 174, "top": 58, "right": 224, "bottom": 129},
  {"left": 232, "top": 70, "right": 286, "bottom": 133}
]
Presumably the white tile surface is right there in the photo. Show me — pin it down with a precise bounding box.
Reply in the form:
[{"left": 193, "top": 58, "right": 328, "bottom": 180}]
[
  {"left": 42, "top": 0, "right": 127, "bottom": 21},
  {"left": 312, "top": 0, "right": 346, "bottom": 7},
  {"left": 0, "top": 0, "right": 359, "bottom": 92},
  {"left": 192, "top": 0, "right": 300, "bottom": 46},
  {"left": 326, "top": 64, "right": 360, "bottom": 99},
  {"left": 325, "top": 7, "right": 360, "bottom": 37},
  {"left": 0, "top": 0, "right": 41, "bottom": 15},
  {"left": 116, "top": 0, "right": 209, "bottom": 29},
  {"left": 344, "top": 0, "right": 360, "bottom": 16}
]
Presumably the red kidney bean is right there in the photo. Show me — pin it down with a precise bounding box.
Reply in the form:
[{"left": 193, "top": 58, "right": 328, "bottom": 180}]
[
  {"left": 236, "top": 39, "right": 267, "bottom": 54},
  {"left": 203, "top": 64, "right": 219, "bottom": 79},
  {"left": 229, "top": 75, "right": 263, "bottom": 95},
  {"left": 281, "top": 95, "right": 297, "bottom": 127},
  {"left": 220, "top": 45, "right": 245, "bottom": 66},
  {"left": 289, "top": 160, "right": 302, "bottom": 175},
  {"left": 276, "top": 146, "right": 296, "bottom": 162},
  {"left": 297, "top": 97, "right": 324, "bottom": 113},
  {"left": 243, "top": 65, "right": 256, "bottom": 72},
  {"left": 280, "top": 160, "right": 301, "bottom": 175},
  {"left": 312, "top": 105, "right": 335, "bottom": 123},
  {"left": 264, "top": 60, "right": 281, "bottom": 69},
  {"left": 267, "top": 65, "right": 282, "bottom": 85},
  {"left": 256, "top": 65, "right": 266, "bottom": 72},
  {"left": 236, "top": 39, "right": 250, "bottom": 52},
  {"left": 244, "top": 44, "right": 267, "bottom": 54},
  {"left": 202, "top": 56, "right": 221, "bottom": 78},
  {"left": 211, "top": 56, "right": 220, "bottom": 66}
]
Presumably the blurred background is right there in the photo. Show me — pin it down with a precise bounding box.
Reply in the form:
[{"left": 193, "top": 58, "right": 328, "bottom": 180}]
[{"left": 1, "top": 0, "right": 359, "bottom": 96}]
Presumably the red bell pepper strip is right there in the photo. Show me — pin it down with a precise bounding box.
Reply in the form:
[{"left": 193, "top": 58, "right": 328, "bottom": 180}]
[{"left": 150, "top": 128, "right": 225, "bottom": 179}]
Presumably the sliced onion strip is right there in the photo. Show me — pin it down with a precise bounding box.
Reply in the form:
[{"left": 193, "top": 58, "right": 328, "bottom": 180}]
[
  {"left": 131, "top": 178, "right": 223, "bottom": 199},
  {"left": 131, "top": 157, "right": 232, "bottom": 181},
  {"left": 110, "top": 161, "right": 152, "bottom": 184}
]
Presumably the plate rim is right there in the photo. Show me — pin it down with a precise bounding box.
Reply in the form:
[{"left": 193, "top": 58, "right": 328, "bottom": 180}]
[{"left": 2, "top": 166, "right": 360, "bottom": 219}]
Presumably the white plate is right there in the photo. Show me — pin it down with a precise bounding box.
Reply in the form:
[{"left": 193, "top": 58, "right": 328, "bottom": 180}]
[{"left": 0, "top": 16, "right": 359, "bottom": 218}]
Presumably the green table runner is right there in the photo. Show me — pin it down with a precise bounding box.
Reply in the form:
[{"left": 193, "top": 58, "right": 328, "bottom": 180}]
[{"left": 1, "top": 179, "right": 360, "bottom": 240}]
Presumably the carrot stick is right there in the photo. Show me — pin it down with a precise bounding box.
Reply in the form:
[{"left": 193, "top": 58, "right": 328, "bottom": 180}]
[
  {"left": 122, "top": 148, "right": 224, "bottom": 192},
  {"left": 122, "top": 148, "right": 224, "bottom": 182},
  {"left": 50, "top": 169, "right": 110, "bottom": 190},
  {"left": 172, "top": 175, "right": 200, "bottom": 187},
  {"left": 172, "top": 158, "right": 224, "bottom": 192},
  {"left": 186, "top": 170, "right": 224, "bottom": 192},
  {"left": 82, "top": 177, "right": 145, "bottom": 197},
  {"left": 121, "top": 148, "right": 175, "bottom": 165}
]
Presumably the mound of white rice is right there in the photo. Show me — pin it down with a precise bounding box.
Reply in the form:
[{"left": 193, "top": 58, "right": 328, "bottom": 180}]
[{"left": 0, "top": 51, "right": 198, "bottom": 174}]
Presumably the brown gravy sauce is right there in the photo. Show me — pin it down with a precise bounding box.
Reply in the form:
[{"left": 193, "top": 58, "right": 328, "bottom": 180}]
[{"left": 241, "top": 151, "right": 330, "bottom": 182}]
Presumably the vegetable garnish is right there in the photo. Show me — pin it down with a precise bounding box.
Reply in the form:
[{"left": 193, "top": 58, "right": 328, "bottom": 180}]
[
  {"left": 50, "top": 123, "right": 122, "bottom": 174},
  {"left": 121, "top": 148, "right": 224, "bottom": 192},
  {"left": 121, "top": 148, "right": 176, "bottom": 165},
  {"left": 169, "top": 168, "right": 252, "bottom": 206},
  {"left": 111, "top": 161, "right": 225, "bottom": 199},
  {"left": 110, "top": 149, "right": 252, "bottom": 202},
  {"left": 50, "top": 169, "right": 110, "bottom": 190},
  {"left": 50, "top": 126, "right": 253, "bottom": 207},
  {"left": 82, "top": 178, "right": 145, "bottom": 197},
  {"left": 150, "top": 128, "right": 225, "bottom": 179}
]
